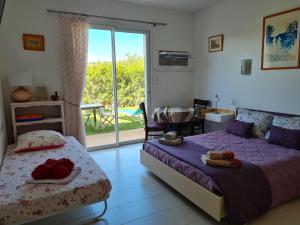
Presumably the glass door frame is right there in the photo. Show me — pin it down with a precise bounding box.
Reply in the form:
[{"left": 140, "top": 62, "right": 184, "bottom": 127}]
[{"left": 87, "top": 24, "right": 151, "bottom": 151}]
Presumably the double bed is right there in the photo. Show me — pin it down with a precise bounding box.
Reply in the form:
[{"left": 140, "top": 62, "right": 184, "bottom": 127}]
[
  {"left": 0, "top": 136, "right": 111, "bottom": 225},
  {"left": 141, "top": 109, "right": 300, "bottom": 224}
]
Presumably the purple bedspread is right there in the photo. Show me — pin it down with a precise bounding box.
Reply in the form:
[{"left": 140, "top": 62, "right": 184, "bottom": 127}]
[
  {"left": 143, "top": 131, "right": 300, "bottom": 224},
  {"left": 144, "top": 139, "right": 272, "bottom": 225}
]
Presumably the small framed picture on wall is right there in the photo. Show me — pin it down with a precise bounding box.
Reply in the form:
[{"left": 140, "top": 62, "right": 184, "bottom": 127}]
[
  {"left": 208, "top": 35, "right": 224, "bottom": 53},
  {"left": 23, "top": 34, "right": 45, "bottom": 51}
]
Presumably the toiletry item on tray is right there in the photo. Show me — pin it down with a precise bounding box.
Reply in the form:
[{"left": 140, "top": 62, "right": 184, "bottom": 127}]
[{"left": 159, "top": 132, "right": 184, "bottom": 146}]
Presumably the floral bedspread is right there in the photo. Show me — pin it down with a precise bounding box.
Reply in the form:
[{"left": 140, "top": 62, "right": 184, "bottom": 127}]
[{"left": 0, "top": 137, "right": 111, "bottom": 225}]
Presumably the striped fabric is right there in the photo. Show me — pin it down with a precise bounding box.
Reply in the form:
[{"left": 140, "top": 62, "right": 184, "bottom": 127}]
[{"left": 152, "top": 107, "right": 195, "bottom": 123}]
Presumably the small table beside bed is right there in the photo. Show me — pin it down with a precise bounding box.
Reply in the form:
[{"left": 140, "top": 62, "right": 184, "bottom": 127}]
[{"left": 141, "top": 108, "right": 300, "bottom": 224}]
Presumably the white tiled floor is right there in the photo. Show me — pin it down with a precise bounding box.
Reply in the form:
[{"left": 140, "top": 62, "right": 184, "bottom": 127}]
[{"left": 25, "top": 143, "right": 300, "bottom": 225}]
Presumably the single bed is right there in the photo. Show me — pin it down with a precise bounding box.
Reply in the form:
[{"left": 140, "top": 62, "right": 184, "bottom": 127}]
[
  {"left": 141, "top": 109, "right": 300, "bottom": 224},
  {"left": 0, "top": 136, "right": 111, "bottom": 225}
]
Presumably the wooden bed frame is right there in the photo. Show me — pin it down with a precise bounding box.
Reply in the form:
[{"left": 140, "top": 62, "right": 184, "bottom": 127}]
[{"left": 140, "top": 149, "right": 226, "bottom": 221}]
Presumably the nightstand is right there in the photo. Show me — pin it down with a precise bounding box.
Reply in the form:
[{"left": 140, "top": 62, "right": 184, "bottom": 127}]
[{"left": 204, "top": 109, "right": 235, "bottom": 133}]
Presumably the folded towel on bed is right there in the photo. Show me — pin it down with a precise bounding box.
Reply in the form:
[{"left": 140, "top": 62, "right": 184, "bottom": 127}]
[
  {"left": 26, "top": 167, "right": 81, "bottom": 184},
  {"left": 201, "top": 154, "right": 242, "bottom": 168},
  {"left": 207, "top": 150, "right": 235, "bottom": 160},
  {"left": 31, "top": 158, "right": 75, "bottom": 180}
]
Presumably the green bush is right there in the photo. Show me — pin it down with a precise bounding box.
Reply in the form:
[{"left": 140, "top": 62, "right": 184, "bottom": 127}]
[{"left": 83, "top": 54, "right": 145, "bottom": 107}]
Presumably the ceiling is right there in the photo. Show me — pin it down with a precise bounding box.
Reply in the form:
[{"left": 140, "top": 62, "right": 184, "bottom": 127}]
[{"left": 114, "top": 0, "right": 224, "bottom": 12}]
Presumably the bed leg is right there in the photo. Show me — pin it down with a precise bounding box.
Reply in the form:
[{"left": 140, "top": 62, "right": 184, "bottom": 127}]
[{"left": 94, "top": 200, "right": 108, "bottom": 221}]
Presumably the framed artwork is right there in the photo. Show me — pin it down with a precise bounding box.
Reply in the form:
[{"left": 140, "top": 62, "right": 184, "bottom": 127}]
[
  {"left": 23, "top": 34, "right": 45, "bottom": 51},
  {"left": 261, "top": 7, "right": 300, "bottom": 70},
  {"left": 208, "top": 35, "right": 224, "bottom": 53},
  {"left": 241, "top": 59, "right": 252, "bottom": 75}
]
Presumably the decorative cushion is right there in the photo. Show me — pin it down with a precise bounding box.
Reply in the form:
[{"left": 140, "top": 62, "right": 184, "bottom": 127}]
[
  {"left": 226, "top": 119, "right": 254, "bottom": 138},
  {"left": 236, "top": 108, "right": 273, "bottom": 138},
  {"left": 265, "top": 116, "right": 300, "bottom": 139},
  {"left": 272, "top": 116, "right": 300, "bottom": 130},
  {"left": 268, "top": 125, "right": 300, "bottom": 150},
  {"left": 15, "top": 130, "right": 66, "bottom": 153}
]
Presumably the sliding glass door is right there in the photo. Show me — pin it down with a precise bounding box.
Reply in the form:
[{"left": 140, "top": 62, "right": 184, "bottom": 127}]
[
  {"left": 115, "top": 31, "right": 146, "bottom": 143},
  {"left": 83, "top": 26, "right": 149, "bottom": 149}
]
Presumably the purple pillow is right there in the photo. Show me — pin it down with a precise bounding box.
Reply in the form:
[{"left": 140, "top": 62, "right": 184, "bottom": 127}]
[
  {"left": 226, "top": 119, "right": 254, "bottom": 138},
  {"left": 268, "top": 125, "right": 300, "bottom": 150}
]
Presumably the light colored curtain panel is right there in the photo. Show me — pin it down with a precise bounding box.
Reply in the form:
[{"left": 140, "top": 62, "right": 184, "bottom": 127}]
[{"left": 59, "top": 13, "right": 88, "bottom": 147}]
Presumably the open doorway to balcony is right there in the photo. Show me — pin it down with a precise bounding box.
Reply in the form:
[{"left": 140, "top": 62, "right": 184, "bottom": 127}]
[{"left": 82, "top": 27, "right": 150, "bottom": 149}]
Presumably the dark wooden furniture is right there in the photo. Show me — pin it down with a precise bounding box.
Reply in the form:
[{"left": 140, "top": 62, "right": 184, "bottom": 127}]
[
  {"left": 191, "top": 99, "right": 210, "bottom": 134},
  {"left": 139, "top": 102, "right": 169, "bottom": 141}
]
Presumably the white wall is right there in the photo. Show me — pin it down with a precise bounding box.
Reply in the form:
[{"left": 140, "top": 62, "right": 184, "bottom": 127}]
[
  {"left": 0, "top": 0, "right": 194, "bottom": 110},
  {"left": 193, "top": 0, "right": 300, "bottom": 115}
]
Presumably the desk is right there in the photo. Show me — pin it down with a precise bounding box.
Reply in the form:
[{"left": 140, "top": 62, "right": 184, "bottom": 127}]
[{"left": 81, "top": 103, "right": 104, "bottom": 126}]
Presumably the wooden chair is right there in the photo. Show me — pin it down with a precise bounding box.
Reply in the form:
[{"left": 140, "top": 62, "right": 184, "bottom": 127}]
[
  {"left": 191, "top": 99, "right": 210, "bottom": 134},
  {"left": 139, "top": 102, "right": 169, "bottom": 141}
]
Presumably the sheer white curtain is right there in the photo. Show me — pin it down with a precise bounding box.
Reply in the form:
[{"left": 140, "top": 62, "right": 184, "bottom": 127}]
[{"left": 59, "top": 13, "right": 88, "bottom": 146}]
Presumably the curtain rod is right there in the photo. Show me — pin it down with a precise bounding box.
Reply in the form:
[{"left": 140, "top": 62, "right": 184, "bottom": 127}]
[{"left": 47, "top": 9, "right": 167, "bottom": 27}]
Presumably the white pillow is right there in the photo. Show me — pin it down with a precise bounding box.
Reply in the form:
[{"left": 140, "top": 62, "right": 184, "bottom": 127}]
[{"left": 15, "top": 130, "right": 66, "bottom": 153}]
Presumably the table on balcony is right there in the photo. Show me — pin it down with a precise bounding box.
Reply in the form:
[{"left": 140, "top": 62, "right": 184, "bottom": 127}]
[{"left": 81, "top": 103, "right": 105, "bottom": 126}]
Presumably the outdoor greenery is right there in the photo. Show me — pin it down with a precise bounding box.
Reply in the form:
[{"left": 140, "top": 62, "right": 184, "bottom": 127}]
[
  {"left": 83, "top": 55, "right": 145, "bottom": 135},
  {"left": 83, "top": 110, "right": 143, "bottom": 136},
  {"left": 83, "top": 54, "right": 145, "bottom": 107}
]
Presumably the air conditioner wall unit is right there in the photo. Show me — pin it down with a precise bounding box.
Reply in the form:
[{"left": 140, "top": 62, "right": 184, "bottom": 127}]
[{"left": 159, "top": 50, "right": 191, "bottom": 66}]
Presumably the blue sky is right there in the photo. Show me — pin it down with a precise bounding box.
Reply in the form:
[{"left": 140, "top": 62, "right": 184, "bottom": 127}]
[{"left": 88, "top": 29, "right": 144, "bottom": 62}]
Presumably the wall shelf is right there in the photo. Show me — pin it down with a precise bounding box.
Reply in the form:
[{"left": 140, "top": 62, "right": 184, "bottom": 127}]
[{"left": 10, "top": 101, "right": 65, "bottom": 142}]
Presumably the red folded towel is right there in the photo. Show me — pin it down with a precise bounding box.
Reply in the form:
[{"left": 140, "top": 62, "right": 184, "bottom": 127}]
[{"left": 31, "top": 158, "right": 75, "bottom": 180}]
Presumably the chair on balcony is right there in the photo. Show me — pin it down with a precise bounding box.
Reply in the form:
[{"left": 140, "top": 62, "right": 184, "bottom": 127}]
[
  {"left": 191, "top": 99, "right": 210, "bottom": 134},
  {"left": 139, "top": 102, "right": 169, "bottom": 141},
  {"left": 82, "top": 111, "right": 92, "bottom": 126},
  {"left": 99, "top": 106, "right": 115, "bottom": 130}
]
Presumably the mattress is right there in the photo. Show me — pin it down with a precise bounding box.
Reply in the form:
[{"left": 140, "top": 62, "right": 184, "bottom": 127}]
[
  {"left": 0, "top": 137, "right": 111, "bottom": 225},
  {"left": 143, "top": 131, "right": 300, "bottom": 208}
]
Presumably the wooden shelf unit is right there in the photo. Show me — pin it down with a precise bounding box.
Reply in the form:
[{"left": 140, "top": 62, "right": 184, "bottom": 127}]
[{"left": 10, "top": 101, "right": 65, "bottom": 142}]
